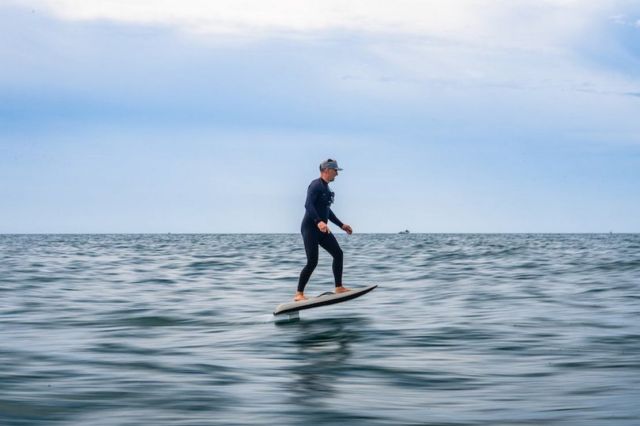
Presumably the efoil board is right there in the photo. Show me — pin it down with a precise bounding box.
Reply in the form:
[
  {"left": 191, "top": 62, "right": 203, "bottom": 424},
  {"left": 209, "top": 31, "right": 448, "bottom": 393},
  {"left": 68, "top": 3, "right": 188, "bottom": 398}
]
[{"left": 273, "top": 284, "right": 377, "bottom": 316}]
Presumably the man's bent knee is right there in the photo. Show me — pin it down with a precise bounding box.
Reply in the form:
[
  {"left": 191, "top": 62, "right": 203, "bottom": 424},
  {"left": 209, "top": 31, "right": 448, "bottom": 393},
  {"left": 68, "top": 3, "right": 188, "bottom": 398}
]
[{"left": 304, "top": 259, "right": 318, "bottom": 270}]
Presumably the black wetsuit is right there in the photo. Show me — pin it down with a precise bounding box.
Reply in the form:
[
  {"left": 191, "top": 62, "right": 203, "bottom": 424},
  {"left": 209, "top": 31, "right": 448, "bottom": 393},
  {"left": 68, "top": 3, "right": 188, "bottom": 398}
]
[{"left": 297, "top": 178, "right": 344, "bottom": 293}]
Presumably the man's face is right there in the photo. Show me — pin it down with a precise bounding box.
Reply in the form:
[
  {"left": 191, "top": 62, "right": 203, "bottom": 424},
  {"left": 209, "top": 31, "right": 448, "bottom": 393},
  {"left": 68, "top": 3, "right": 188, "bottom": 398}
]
[{"left": 326, "top": 168, "right": 338, "bottom": 181}]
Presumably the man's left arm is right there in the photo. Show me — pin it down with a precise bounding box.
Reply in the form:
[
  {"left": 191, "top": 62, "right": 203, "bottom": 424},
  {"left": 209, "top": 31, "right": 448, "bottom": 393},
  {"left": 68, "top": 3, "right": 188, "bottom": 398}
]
[{"left": 329, "top": 209, "right": 353, "bottom": 234}]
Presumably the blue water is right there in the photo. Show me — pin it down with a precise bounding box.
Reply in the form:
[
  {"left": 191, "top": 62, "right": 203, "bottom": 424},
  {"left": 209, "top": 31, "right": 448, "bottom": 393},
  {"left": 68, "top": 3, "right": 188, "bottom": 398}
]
[{"left": 1, "top": 234, "right": 639, "bottom": 425}]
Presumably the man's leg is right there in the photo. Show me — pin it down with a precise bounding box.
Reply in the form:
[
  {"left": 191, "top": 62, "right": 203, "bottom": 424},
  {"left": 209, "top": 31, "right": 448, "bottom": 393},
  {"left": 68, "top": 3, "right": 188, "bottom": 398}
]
[
  {"left": 318, "top": 232, "right": 348, "bottom": 292},
  {"left": 297, "top": 228, "right": 319, "bottom": 298}
]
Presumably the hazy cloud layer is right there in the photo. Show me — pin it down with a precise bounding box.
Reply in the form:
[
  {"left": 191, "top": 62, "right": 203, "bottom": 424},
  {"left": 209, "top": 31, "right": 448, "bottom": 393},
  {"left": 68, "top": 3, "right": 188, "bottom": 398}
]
[
  {"left": 2, "top": 1, "right": 639, "bottom": 125},
  {"left": 11, "top": 0, "right": 632, "bottom": 47}
]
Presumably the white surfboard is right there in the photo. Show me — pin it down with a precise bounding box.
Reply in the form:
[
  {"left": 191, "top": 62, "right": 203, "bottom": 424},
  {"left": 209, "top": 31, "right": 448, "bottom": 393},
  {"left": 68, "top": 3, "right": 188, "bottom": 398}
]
[{"left": 273, "top": 284, "right": 378, "bottom": 316}]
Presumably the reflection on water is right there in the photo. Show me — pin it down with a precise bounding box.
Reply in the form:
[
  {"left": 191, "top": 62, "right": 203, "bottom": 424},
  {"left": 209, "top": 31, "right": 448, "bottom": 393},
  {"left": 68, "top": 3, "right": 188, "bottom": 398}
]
[
  {"left": 287, "top": 318, "right": 359, "bottom": 397},
  {"left": 278, "top": 317, "right": 386, "bottom": 425}
]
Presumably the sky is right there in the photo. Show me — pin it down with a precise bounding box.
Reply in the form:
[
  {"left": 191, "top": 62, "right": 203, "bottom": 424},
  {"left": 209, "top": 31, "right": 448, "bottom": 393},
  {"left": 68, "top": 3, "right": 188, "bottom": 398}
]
[{"left": 1, "top": 0, "right": 639, "bottom": 233}]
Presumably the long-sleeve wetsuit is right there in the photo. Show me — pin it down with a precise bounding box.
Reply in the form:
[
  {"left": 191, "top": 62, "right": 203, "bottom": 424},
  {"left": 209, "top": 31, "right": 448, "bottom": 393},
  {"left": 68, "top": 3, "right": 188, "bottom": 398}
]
[{"left": 297, "top": 178, "right": 344, "bottom": 292}]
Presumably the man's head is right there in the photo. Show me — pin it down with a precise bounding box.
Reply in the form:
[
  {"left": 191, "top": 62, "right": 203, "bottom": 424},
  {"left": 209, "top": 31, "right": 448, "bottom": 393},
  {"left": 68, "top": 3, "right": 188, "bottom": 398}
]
[{"left": 319, "top": 159, "right": 342, "bottom": 182}]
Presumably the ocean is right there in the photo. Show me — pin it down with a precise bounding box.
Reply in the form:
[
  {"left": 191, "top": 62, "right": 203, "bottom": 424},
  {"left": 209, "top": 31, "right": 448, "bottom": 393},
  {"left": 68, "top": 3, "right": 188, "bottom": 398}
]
[{"left": 1, "top": 233, "right": 639, "bottom": 425}]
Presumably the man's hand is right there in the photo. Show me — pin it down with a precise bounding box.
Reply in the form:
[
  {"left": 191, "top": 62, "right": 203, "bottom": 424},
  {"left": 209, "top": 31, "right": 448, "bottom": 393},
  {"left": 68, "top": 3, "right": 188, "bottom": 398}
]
[
  {"left": 317, "top": 221, "right": 330, "bottom": 233},
  {"left": 341, "top": 224, "right": 353, "bottom": 235}
]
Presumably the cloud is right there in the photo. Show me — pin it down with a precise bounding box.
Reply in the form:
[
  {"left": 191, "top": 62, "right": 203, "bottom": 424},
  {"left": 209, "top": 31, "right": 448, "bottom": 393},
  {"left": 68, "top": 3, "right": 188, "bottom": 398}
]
[
  {"left": 609, "top": 13, "right": 640, "bottom": 27},
  {"left": 1, "top": 0, "right": 639, "bottom": 138},
  {"left": 8, "top": 0, "right": 493, "bottom": 34},
  {"left": 8, "top": 0, "right": 617, "bottom": 50},
  {"left": 9, "top": 1, "right": 637, "bottom": 84}
]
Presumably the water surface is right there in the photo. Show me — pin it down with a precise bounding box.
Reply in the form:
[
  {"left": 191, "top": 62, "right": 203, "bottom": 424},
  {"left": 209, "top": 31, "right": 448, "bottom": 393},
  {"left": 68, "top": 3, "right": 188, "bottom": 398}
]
[{"left": 1, "top": 234, "right": 639, "bottom": 425}]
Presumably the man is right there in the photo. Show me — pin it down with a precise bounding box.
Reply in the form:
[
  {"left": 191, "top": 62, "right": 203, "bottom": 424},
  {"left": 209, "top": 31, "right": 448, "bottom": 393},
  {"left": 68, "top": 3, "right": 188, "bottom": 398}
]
[{"left": 295, "top": 159, "right": 353, "bottom": 301}]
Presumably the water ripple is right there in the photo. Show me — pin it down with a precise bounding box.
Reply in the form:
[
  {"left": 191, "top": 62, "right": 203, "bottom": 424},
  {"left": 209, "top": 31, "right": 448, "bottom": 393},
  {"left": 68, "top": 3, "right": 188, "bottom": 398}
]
[{"left": 1, "top": 234, "right": 639, "bottom": 425}]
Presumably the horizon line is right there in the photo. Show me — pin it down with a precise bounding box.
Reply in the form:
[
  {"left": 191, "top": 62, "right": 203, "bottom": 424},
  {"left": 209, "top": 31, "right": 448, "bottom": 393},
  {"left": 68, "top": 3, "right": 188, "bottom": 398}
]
[{"left": 1, "top": 232, "right": 636, "bottom": 236}]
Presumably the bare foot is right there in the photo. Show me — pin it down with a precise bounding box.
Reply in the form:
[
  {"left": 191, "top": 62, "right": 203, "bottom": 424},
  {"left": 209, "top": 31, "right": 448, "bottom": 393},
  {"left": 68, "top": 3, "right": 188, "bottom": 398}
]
[
  {"left": 335, "top": 286, "right": 351, "bottom": 294},
  {"left": 294, "top": 292, "right": 308, "bottom": 302}
]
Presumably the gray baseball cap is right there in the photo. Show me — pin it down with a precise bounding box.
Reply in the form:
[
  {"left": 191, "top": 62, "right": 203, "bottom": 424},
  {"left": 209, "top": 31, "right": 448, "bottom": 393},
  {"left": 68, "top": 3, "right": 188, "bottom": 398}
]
[{"left": 319, "top": 159, "right": 343, "bottom": 171}]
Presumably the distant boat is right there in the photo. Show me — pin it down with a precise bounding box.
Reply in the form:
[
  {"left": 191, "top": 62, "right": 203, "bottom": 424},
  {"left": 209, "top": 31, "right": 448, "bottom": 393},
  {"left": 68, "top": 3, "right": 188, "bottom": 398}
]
[{"left": 398, "top": 229, "right": 410, "bottom": 234}]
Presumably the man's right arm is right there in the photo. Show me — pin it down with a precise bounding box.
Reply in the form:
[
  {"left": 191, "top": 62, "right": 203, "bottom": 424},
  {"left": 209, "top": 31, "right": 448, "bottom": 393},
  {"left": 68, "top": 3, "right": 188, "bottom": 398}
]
[{"left": 304, "top": 182, "right": 321, "bottom": 224}]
